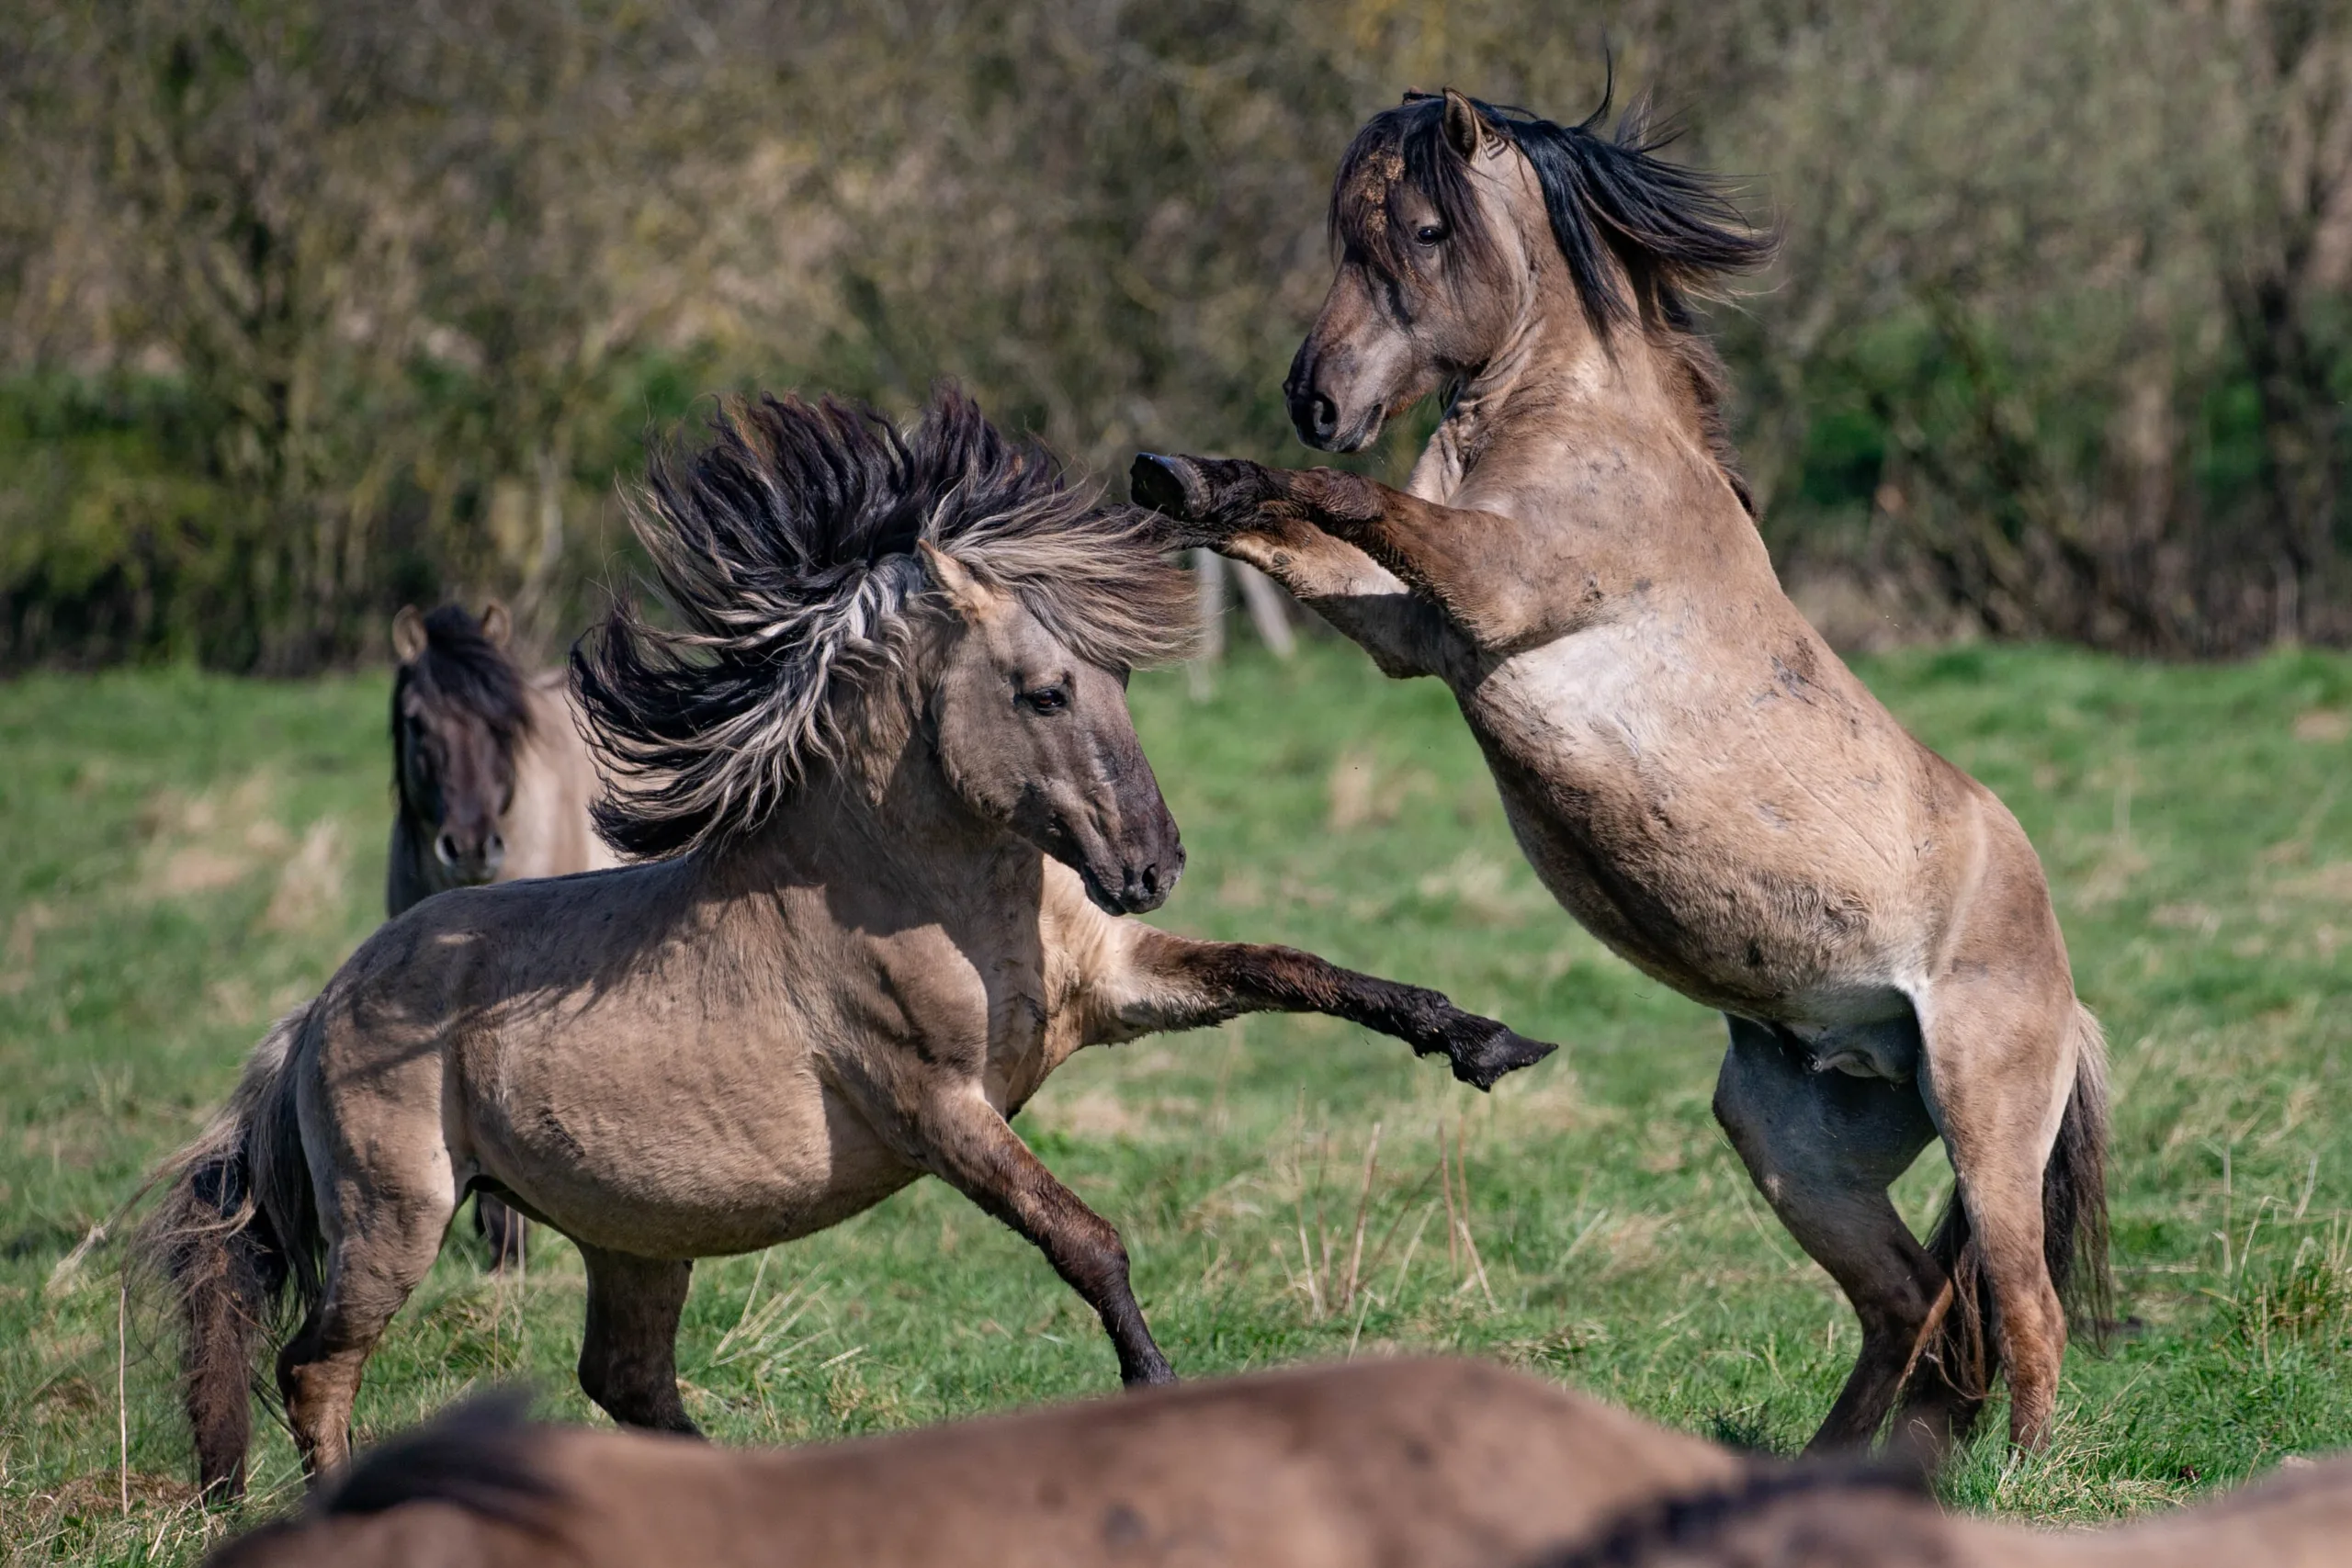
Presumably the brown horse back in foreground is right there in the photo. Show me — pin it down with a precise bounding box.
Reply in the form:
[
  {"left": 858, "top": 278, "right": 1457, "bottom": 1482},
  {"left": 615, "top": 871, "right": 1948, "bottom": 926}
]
[
  {"left": 205, "top": 1359, "right": 1742, "bottom": 1568},
  {"left": 1540, "top": 1450, "right": 2352, "bottom": 1568},
  {"left": 1136, "top": 85, "right": 2111, "bottom": 1456},
  {"left": 203, "top": 1357, "right": 2352, "bottom": 1568},
  {"left": 388, "top": 600, "right": 621, "bottom": 1267}
]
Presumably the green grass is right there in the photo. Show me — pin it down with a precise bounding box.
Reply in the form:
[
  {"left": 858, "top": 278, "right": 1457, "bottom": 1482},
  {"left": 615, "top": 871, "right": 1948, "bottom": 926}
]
[{"left": 4, "top": 639, "right": 2351, "bottom": 1562}]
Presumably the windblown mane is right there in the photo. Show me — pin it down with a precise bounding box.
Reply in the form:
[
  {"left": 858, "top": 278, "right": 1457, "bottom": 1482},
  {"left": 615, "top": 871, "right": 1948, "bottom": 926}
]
[
  {"left": 575, "top": 388, "right": 1196, "bottom": 859},
  {"left": 1330, "top": 83, "right": 1775, "bottom": 514},
  {"left": 390, "top": 604, "right": 533, "bottom": 792}
]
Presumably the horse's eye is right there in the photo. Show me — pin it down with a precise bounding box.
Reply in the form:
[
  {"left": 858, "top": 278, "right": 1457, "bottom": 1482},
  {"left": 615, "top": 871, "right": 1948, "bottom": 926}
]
[
  {"left": 1019, "top": 685, "right": 1069, "bottom": 716},
  {"left": 1414, "top": 222, "right": 1446, "bottom": 246}
]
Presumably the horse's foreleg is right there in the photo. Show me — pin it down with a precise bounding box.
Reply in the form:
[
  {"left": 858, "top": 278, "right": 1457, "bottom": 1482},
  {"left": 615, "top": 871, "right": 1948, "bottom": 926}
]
[
  {"left": 1712, "top": 1017, "right": 1942, "bottom": 1456},
  {"left": 1132, "top": 455, "right": 1557, "bottom": 656},
  {"left": 577, "top": 1245, "right": 699, "bottom": 1435},
  {"left": 913, "top": 1092, "right": 1173, "bottom": 1387},
  {"left": 1102, "top": 928, "right": 1555, "bottom": 1090}
]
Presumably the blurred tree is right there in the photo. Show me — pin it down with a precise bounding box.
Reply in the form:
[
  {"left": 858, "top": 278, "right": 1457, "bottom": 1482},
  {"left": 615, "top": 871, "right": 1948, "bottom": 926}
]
[{"left": 4, "top": 0, "right": 2350, "bottom": 665}]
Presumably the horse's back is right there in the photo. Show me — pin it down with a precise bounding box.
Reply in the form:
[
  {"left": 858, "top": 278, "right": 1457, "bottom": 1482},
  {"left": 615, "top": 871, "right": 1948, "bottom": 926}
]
[{"left": 532, "top": 1358, "right": 1743, "bottom": 1567}]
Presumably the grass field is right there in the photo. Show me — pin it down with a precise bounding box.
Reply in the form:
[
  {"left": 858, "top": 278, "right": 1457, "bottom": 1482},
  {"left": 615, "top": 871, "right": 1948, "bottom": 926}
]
[{"left": 4, "top": 637, "right": 2351, "bottom": 1563}]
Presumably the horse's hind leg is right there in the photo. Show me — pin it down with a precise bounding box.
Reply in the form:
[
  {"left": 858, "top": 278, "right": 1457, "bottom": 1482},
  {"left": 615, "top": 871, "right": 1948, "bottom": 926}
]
[
  {"left": 577, "top": 1245, "right": 698, "bottom": 1435},
  {"left": 1713, "top": 1016, "right": 1941, "bottom": 1453},
  {"left": 473, "top": 1193, "right": 528, "bottom": 1270},
  {"left": 1902, "top": 972, "right": 2079, "bottom": 1452},
  {"left": 277, "top": 1153, "right": 457, "bottom": 1477}
]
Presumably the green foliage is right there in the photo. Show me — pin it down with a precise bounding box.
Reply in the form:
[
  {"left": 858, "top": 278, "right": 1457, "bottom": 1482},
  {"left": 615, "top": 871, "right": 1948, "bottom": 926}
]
[
  {"left": 8, "top": 0, "right": 2352, "bottom": 666},
  {"left": 3, "top": 646, "right": 2349, "bottom": 1558}
]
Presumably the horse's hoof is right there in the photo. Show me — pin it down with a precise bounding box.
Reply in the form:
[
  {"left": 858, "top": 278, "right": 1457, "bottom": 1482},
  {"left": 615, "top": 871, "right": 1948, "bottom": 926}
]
[
  {"left": 1447, "top": 1021, "right": 1558, "bottom": 1091},
  {"left": 1130, "top": 453, "right": 1209, "bottom": 521},
  {"left": 1121, "top": 1358, "right": 1180, "bottom": 1389}
]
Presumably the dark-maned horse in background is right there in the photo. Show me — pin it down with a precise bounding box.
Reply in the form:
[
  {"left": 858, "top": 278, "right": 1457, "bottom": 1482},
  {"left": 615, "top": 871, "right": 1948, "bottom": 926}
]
[
  {"left": 145, "top": 388, "right": 1555, "bottom": 1499},
  {"left": 389, "top": 601, "right": 620, "bottom": 1267},
  {"left": 1136, "top": 86, "right": 2109, "bottom": 1458},
  {"left": 201, "top": 1359, "right": 1745, "bottom": 1568}
]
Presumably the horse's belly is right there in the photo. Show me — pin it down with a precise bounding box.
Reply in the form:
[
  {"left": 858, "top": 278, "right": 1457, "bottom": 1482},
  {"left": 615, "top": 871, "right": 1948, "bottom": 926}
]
[
  {"left": 1458, "top": 637, "right": 1913, "bottom": 1014},
  {"left": 478, "top": 1052, "right": 916, "bottom": 1259}
]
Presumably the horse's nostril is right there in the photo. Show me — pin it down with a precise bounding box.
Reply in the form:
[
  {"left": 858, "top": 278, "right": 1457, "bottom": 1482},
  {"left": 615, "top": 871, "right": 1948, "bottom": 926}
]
[
  {"left": 435, "top": 831, "right": 459, "bottom": 867},
  {"left": 485, "top": 832, "right": 505, "bottom": 862},
  {"left": 1311, "top": 393, "right": 1339, "bottom": 438},
  {"left": 1140, "top": 863, "right": 1161, "bottom": 898}
]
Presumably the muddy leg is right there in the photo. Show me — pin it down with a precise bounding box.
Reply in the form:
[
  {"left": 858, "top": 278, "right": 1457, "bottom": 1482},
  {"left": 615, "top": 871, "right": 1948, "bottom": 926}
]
[
  {"left": 473, "top": 1193, "right": 528, "bottom": 1271},
  {"left": 1905, "top": 986, "right": 2076, "bottom": 1451},
  {"left": 576, "top": 1245, "right": 699, "bottom": 1434},
  {"left": 1713, "top": 1017, "right": 1942, "bottom": 1454},
  {"left": 1108, "top": 928, "right": 1555, "bottom": 1089},
  {"left": 277, "top": 1184, "right": 456, "bottom": 1478},
  {"left": 916, "top": 1091, "right": 1172, "bottom": 1386}
]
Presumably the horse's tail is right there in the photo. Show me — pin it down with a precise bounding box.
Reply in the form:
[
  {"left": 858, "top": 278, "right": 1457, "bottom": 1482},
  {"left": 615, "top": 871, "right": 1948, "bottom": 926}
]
[
  {"left": 1905, "top": 1000, "right": 2111, "bottom": 1428},
  {"left": 139, "top": 1005, "right": 322, "bottom": 1500}
]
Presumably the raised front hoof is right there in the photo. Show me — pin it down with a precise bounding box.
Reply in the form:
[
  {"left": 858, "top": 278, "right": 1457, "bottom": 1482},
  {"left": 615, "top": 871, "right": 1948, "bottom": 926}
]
[
  {"left": 1129, "top": 453, "right": 1272, "bottom": 547},
  {"left": 1130, "top": 452, "right": 1210, "bottom": 522},
  {"left": 1439, "top": 1020, "right": 1558, "bottom": 1091}
]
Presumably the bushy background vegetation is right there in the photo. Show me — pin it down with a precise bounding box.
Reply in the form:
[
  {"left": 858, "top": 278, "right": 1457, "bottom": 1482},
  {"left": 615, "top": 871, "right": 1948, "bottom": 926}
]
[{"left": 7, "top": 0, "right": 2352, "bottom": 668}]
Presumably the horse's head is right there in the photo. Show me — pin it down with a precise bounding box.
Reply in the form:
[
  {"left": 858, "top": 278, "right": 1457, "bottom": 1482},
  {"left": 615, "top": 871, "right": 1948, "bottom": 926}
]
[
  {"left": 1286, "top": 87, "right": 1771, "bottom": 457},
  {"left": 920, "top": 542, "right": 1182, "bottom": 916},
  {"left": 390, "top": 602, "right": 529, "bottom": 887},
  {"left": 1287, "top": 91, "right": 1537, "bottom": 453}
]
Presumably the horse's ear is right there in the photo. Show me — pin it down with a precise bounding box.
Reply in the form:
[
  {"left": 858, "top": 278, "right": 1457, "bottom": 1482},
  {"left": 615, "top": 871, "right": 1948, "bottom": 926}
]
[
  {"left": 1442, "top": 89, "right": 1491, "bottom": 161},
  {"left": 392, "top": 605, "right": 428, "bottom": 663},
  {"left": 916, "top": 541, "right": 1001, "bottom": 624},
  {"left": 479, "top": 600, "right": 513, "bottom": 648}
]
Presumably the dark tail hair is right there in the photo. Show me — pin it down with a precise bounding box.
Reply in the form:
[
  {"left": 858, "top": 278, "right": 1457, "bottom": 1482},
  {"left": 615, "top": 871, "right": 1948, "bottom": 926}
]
[
  {"left": 139, "top": 1007, "right": 323, "bottom": 1500},
  {"left": 1903, "top": 1001, "right": 2112, "bottom": 1432}
]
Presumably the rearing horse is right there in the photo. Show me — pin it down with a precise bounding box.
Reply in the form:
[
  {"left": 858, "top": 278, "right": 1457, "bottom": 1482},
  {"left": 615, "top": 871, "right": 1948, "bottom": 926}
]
[{"left": 1136, "top": 89, "right": 2109, "bottom": 1456}]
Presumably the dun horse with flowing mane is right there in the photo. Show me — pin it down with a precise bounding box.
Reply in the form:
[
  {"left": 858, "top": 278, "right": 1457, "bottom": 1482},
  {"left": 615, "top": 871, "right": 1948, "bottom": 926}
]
[
  {"left": 386, "top": 601, "right": 620, "bottom": 1267},
  {"left": 144, "top": 389, "right": 1554, "bottom": 1498},
  {"left": 1136, "top": 87, "right": 2110, "bottom": 1456}
]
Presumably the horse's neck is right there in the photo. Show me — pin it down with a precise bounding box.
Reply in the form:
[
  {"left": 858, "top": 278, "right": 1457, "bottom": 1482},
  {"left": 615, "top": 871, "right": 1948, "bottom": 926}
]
[
  {"left": 1412, "top": 306, "right": 1762, "bottom": 575},
  {"left": 384, "top": 807, "right": 440, "bottom": 917},
  {"left": 503, "top": 674, "right": 616, "bottom": 877},
  {"left": 733, "top": 752, "right": 1036, "bottom": 917}
]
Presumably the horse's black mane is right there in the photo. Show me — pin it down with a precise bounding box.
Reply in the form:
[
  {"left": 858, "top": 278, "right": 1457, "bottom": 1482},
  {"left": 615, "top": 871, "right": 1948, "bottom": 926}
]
[
  {"left": 574, "top": 385, "right": 1193, "bottom": 859},
  {"left": 390, "top": 604, "right": 533, "bottom": 788},
  {"left": 1331, "top": 82, "right": 1775, "bottom": 513},
  {"left": 205, "top": 1392, "right": 565, "bottom": 1564},
  {"left": 1526, "top": 1462, "right": 1941, "bottom": 1568}
]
